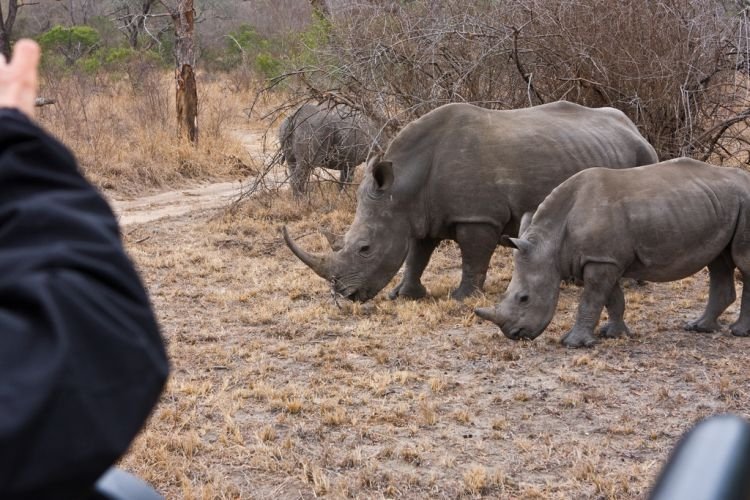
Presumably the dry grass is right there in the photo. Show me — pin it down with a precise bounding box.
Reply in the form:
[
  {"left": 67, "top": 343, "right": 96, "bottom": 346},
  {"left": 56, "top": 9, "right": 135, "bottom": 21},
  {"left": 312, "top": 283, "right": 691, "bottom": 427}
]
[
  {"left": 114, "top": 183, "right": 750, "bottom": 499},
  {"left": 36, "top": 70, "right": 266, "bottom": 197},
  {"left": 36, "top": 65, "right": 750, "bottom": 499}
]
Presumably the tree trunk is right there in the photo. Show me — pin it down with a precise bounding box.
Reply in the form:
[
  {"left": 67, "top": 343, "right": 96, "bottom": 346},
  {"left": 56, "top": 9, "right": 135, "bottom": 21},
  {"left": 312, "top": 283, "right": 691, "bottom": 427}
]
[
  {"left": 0, "top": 1, "right": 20, "bottom": 61},
  {"left": 122, "top": 1, "right": 157, "bottom": 50},
  {"left": 0, "top": 30, "right": 10, "bottom": 61},
  {"left": 167, "top": 0, "right": 198, "bottom": 143}
]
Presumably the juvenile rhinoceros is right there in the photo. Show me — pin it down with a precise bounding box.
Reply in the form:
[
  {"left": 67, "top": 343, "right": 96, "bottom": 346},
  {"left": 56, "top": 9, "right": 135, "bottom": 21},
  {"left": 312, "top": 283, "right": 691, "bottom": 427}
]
[
  {"left": 283, "top": 101, "right": 657, "bottom": 302},
  {"left": 475, "top": 158, "right": 750, "bottom": 347},
  {"left": 279, "top": 103, "right": 378, "bottom": 196}
]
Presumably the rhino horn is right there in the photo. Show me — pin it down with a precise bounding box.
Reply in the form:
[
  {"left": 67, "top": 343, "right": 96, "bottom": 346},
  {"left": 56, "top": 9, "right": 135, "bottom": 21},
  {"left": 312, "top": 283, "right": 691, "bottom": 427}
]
[
  {"left": 282, "top": 226, "right": 334, "bottom": 280},
  {"left": 320, "top": 228, "right": 344, "bottom": 252},
  {"left": 474, "top": 306, "right": 500, "bottom": 324}
]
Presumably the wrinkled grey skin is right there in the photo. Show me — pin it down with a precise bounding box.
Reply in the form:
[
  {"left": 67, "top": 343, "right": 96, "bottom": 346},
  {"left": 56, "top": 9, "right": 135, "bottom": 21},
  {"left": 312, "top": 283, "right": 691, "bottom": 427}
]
[
  {"left": 279, "top": 103, "right": 378, "bottom": 196},
  {"left": 284, "top": 101, "right": 657, "bottom": 302},
  {"left": 475, "top": 158, "right": 750, "bottom": 348}
]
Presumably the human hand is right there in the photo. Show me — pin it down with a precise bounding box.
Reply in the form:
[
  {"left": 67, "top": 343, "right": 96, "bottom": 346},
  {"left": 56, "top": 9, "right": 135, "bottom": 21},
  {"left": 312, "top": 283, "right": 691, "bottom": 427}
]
[{"left": 0, "top": 40, "right": 40, "bottom": 118}]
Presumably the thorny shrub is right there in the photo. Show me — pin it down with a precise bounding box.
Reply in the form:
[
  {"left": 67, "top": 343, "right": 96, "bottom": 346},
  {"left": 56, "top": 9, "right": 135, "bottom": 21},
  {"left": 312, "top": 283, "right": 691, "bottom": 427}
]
[{"left": 265, "top": 0, "right": 750, "bottom": 163}]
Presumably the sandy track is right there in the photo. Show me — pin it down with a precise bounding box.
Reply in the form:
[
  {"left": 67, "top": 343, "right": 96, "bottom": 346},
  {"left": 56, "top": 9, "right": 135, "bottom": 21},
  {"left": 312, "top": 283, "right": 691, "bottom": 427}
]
[
  {"left": 109, "top": 128, "right": 275, "bottom": 226},
  {"left": 110, "top": 181, "right": 246, "bottom": 226}
]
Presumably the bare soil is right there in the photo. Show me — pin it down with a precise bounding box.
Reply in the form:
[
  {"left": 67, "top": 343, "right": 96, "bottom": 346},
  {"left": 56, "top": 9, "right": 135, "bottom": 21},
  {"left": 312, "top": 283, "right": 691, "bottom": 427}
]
[{"left": 113, "top": 167, "right": 749, "bottom": 499}]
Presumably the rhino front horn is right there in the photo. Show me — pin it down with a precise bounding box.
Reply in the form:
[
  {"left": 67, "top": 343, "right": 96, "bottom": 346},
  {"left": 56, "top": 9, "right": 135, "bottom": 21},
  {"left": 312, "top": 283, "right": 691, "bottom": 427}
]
[
  {"left": 474, "top": 306, "right": 500, "bottom": 324},
  {"left": 282, "top": 226, "right": 334, "bottom": 281}
]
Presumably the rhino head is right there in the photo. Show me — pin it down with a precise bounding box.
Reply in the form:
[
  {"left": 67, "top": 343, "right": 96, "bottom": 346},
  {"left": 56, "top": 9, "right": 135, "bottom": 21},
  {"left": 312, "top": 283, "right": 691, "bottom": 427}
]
[
  {"left": 475, "top": 232, "right": 561, "bottom": 341},
  {"left": 283, "top": 157, "right": 411, "bottom": 302}
]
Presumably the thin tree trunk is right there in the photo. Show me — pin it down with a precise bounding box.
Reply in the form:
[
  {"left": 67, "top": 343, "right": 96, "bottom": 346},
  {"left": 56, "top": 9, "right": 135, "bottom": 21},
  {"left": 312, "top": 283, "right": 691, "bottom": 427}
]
[
  {"left": 167, "top": 0, "right": 198, "bottom": 143},
  {"left": 0, "top": 1, "right": 20, "bottom": 61},
  {"left": 0, "top": 31, "right": 10, "bottom": 61}
]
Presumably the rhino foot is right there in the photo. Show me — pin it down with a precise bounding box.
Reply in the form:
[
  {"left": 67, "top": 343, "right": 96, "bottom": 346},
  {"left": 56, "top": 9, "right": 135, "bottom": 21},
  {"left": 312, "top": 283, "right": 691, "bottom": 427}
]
[
  {"left": 450, "top": 284, "right": 481, "bottom": 301},
  {"left": 388, "top": 282, "right": 428, "bottom": 300},
  {"left": 729, "top": 321, "right": 750, "bottom": 337},
  {"left": 561, "top": 328, "right": 597, "bottom": 348},
  {"left": 598, "top": 321, "right": 632, "bottom": 339},
  {"left": 684, "top": 318, "right": 720, "bottom": 333}
]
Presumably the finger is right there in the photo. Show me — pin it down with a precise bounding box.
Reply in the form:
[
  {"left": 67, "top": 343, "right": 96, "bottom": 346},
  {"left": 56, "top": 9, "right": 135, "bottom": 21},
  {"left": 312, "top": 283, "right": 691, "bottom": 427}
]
[{"left": 9, "top": 39, "right": 40, "bottom": 78}]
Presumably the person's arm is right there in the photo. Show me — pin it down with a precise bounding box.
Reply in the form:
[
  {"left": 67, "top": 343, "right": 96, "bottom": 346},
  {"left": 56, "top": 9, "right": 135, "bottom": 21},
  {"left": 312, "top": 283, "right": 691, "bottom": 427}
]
[{"left": 0, "top": 42, "right": 168, "bottom": 499}]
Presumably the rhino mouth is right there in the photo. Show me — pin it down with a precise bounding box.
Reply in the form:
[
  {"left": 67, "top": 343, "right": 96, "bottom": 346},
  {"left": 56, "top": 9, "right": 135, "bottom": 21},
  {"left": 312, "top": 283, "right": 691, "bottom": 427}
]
[
  {"left": 332, "top": 280, "right": 372, "bottom": 303},
  {"left": 504, "top": 325, "right": 545, "bottom": 341},
  {"left": 503, "top": 325, "right": 542, "bottom": 341},
  {"left": 507, "top": 327, "right": 525, "bottom": 340}
]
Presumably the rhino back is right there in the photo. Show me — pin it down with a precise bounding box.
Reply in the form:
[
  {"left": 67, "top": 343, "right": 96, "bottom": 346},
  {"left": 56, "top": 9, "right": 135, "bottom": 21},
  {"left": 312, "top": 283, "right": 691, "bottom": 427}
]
[
  {"left": 284, "top": 103, "right": 375, "bottom": 170},
  {"left": 383, "top": 102, "right": 656, "bottom": 238},
  {"left": 552, "top": 159, "right": 750, "bottom": 281}
]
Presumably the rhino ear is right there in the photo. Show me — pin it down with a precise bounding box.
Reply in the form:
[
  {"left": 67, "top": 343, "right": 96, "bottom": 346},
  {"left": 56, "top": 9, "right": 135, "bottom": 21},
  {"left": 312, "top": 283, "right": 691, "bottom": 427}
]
[
  {"left": 372, "top": 160, "right": 394, "bottom": 190},
  {"left": 366, "top": 153, "right": 382, "bottom": 168},
  {"left": 500, "top": 235, "right": 532, "bottom": 253}
]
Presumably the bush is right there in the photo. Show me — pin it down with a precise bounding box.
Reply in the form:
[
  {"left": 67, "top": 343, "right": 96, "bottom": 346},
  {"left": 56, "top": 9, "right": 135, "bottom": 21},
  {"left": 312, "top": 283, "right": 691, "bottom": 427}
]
[
  {"left": 38, "top": 25, "right": 100, "bottom": 65},
  {"left": 222, "top": 24, "right": 284, "bottom": 79},
  {"left": 270, "top": 1, "right": 750, "bottom": 163}
]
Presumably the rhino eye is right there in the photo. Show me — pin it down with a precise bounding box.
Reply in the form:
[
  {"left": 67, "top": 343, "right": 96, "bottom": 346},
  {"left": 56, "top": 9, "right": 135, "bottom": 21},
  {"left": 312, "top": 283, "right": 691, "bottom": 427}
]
[
  {"left": 359, "top": 244, "right": 371, "bottom": 255},
  {"left": 519, "top": 294, "right": 529, "bottom": 304}
]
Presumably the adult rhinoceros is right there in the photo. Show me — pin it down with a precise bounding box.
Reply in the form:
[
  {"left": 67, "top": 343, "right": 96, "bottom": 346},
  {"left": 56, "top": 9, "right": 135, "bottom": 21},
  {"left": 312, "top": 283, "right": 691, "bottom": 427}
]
[
  {"left": 283, "top": 101, "right": 657, "bottom": 302},
  {"left": 475, "top": 158, "right": 750, "bottom": 347},
  {"left": 279, "top": 103, "right": 379, "bottom": 196}
]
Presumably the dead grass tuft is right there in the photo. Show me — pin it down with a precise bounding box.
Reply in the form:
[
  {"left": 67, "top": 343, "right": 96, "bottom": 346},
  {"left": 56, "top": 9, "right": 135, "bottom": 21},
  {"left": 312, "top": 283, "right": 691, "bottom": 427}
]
[
  {"left": 114, "top": 156, "right": 750, "bottom": 498},
  {"left": 38, "top": 72, "right": 260, "bottom": 197}
]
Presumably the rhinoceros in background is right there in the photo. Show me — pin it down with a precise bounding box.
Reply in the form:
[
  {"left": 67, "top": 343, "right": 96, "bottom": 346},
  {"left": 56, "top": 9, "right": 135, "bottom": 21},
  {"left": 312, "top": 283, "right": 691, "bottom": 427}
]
[
  {"left": 283, "top": 101, "right": 657, "bottom": 302},
  {"left": 279, "top": 103, "right": 379, "bottom": 196},
  {"left": 475, "top": 158, "right": 750, "bottom": 347}
]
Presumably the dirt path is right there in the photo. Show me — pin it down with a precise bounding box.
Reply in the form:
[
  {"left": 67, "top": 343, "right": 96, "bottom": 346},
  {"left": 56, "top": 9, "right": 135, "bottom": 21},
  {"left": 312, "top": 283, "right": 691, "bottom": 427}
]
[
  {"left": 109, "top": 128, "right": 275, "bottom": 226},
  {"left": 110, "top": 181, "right": 246, "bottom": 226}
]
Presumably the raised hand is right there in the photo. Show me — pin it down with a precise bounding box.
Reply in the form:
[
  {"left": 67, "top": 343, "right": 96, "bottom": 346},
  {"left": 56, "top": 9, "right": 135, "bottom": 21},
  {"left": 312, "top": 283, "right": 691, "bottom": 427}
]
[{"left": 0, "top": 40, "right": 40, "bottom": 118}]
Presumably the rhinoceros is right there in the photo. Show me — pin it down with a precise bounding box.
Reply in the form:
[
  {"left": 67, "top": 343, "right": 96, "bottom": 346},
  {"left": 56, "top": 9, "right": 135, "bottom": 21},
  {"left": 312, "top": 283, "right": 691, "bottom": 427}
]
[
  {"left": 475, "top": 158, "right": 750, "bottom": 347},
  {"left": 283, "top": 101, "right": 657, "bottom": 302},
  {"left": 279, "top": 103, "right": 379, "bottom": 196}
]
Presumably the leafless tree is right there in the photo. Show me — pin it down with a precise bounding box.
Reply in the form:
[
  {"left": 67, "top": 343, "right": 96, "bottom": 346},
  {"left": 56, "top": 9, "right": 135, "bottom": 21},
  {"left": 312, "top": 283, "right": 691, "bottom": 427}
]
[
  {"left": 55, "top": 0, "right": 100, "bottom": 25},
  {"left": 111, "top": 0, "right": 164, "bottom": 49},
  {"left": 263, "top": 0, "right": 750, "bottom": 164},
  {"left": 0, "top": 1, "right": 37, "bottom": 60},
  {"left": 160, "top": 0, "right": 198, "bottom": 143}
]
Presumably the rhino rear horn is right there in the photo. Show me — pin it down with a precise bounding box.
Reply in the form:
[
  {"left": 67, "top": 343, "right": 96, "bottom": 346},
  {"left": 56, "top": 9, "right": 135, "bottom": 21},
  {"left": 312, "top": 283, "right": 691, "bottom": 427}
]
[
  {"left": 321, "top": 229, "right": 344, "bottom": 251},
  {"left": 282, "top": 226, "right": 334, "bottom": 281},
  {"left": 519, "top": 211, "right": 535, "bottom": 236}
]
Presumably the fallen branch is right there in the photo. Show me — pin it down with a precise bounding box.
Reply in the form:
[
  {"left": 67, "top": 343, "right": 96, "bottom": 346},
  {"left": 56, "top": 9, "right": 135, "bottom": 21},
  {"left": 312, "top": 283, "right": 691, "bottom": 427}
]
[{"left": 34, "top": 97, "right": 56, "bottom": 107}]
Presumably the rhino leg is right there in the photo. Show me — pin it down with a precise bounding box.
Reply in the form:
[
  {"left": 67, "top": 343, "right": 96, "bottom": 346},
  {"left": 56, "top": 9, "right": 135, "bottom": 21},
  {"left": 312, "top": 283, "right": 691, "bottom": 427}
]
[
  {"left": 685, "top": 252, "right": 735, "bottom": 333},
  {"left": 730, "top": 242, "right": 750, "bottom": 335},
  {"left": 729, "top": 216, "right": 750, "bottom": 336},
  {"left": 562, "top": 262, "right": 620, "bottom": 348},
  {"left": 598, "top": 281, "right": 632, "bottom": 338},
  {"left": 451, "top": 224, "right": 500, "bottom": 300},
  {"left": 338, "top": 165, "right": 354, "bottom": 190},
  {"left": 288, "top": 149, "right": 311, "bottom": 197},
  {"left": 730, "top": 271, "right": 750, "bottom": 336},
  {"left": 389, "top": 238, "right": 439, "bottom": 300}
]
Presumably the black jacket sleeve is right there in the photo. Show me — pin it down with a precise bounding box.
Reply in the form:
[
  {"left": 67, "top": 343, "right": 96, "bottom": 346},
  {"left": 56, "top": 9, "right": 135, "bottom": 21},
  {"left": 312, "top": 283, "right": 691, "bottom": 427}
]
[{"left": 0, "top": 109, "right": 169, "bottom": 499}]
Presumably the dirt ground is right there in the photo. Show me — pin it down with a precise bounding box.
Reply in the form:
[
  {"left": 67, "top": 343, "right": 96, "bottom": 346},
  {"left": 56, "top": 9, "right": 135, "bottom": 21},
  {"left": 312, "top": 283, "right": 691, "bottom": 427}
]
[{"left": 111, "top": 164, "right": 749, "bottom": 499}]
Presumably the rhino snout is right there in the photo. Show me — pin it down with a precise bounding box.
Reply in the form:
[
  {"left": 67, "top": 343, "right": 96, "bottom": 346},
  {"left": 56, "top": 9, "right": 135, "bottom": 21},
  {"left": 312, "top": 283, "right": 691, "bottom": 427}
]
[
  {"left": 475, "top": 307, "right": 512, "bottom": 333},
  {"left": 475, "top": 307, "right": 542, "bottom": 341}
]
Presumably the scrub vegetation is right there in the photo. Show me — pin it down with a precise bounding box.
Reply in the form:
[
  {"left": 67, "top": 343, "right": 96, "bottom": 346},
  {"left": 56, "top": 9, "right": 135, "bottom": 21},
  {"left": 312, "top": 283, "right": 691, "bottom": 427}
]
[{"left": 21, "top": 0, "right": 750, "bottom": 498}]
